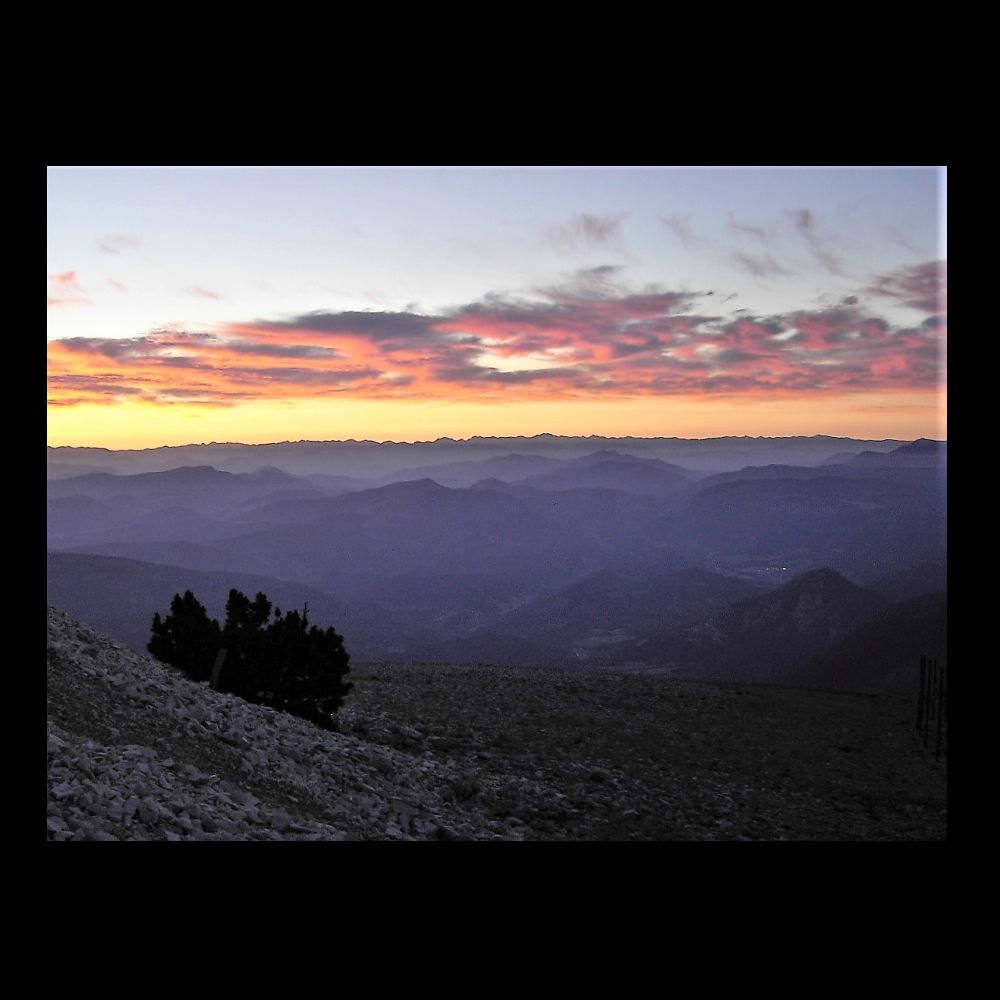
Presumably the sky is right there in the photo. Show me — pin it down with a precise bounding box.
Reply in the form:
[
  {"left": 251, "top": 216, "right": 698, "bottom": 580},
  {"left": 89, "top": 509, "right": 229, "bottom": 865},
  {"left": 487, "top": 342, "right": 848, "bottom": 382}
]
[{"left": 47, "top": 166, "right": 947, "bottom": 448}]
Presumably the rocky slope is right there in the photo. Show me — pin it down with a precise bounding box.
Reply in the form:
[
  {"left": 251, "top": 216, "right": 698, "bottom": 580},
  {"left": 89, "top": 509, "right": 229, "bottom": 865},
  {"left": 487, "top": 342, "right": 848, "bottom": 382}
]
[
  {"left": 47, "top": 607, "right": 515, "bottom": 841},
  {"left": 46, "top": 608, "right": 947, "bottom": 841}
]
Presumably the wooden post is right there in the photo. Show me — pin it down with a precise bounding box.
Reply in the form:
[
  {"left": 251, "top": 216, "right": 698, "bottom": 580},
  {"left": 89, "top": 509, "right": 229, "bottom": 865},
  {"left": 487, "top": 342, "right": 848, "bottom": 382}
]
[
  {"left": 935, "top": 663, "right": 946, "bottom": 760},
  {"left": 923, "top": 659, "right": 932, "bottom": 746},
  {"left": 943, "top": 661, "right": 948, "bottom": 722},
  {"left": 925, "top": 657, "right": 933, "bottom": 743},
  {"left": 918, "top": 654, "right": 927, "bottom": 732},
  {"left": 210, "top": 647, "right": 228, "bottom": 690}
]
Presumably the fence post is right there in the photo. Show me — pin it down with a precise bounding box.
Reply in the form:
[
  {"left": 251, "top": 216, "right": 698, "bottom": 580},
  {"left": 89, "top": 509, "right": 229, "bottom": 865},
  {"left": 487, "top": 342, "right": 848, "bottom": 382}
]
[
  {"left": 935, "top": 662, "right": 946, "bottom": 760},
  {"left": 918, "top": 654, "right": 927, "bottom": 732},
  {"left": 923, "top": 659, "right": 930, "bottom": 745}
]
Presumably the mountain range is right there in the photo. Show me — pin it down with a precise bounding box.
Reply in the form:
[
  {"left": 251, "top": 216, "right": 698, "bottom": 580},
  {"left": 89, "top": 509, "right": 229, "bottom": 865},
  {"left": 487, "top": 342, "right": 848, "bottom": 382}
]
[
  {"left": 48, "top": 433, "right": 919, "bottom": 478},
  {"left": 47, "top": 436, "right": 946, "bottom": 691}
]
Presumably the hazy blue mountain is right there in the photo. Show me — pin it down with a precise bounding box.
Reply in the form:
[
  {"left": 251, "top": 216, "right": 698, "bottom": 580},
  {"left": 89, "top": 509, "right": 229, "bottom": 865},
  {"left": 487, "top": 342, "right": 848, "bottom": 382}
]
[
  {"left": 889, "top": 438, "right": 947, "bottom": 462},
  {"left": 61, "top": 540, "right": 278, "bottom": 578},
  {"left": 214, "top": 480, "right": 675, "bottom": 590},
  {"left": 46, "top": 434, "right": 912, "bottom": 478},
  {"left": 802, "top": 591, "right": 947, "bottom": 691},
  {"left": 48, "top": 495, "right": 228, "bottom": 549},
  {"left": 685, "top": 455, "right": 945, "bottom": 496},
  {"left": 46, "top": 437, "right": 946, "bottom": 691},
  {"left": 47, "top": 464, "right": 324, "bottom": 512},
  {"left": 358, "top": 565, "right": 767, "bottom": 670},
  {"left": 513, "top": 451, "right": 694, "bottom": 497},
  {"left": 47, "top": 462, "right": 117, "bottom": 480},
  {"left": 318, "top": 569, "right": 556, "bottom": 637},
  {"left": 868, "top": 561, "right": 948, "bottom": 604},
  {"left": 848, "top": 439, "right": 947, "bottom": 469},
  {"left": 46, "top": 551, "right": 422, "bottom": 660},
  {"left": 698, "top": 567, "right": 889, "bottom": 683},
  {"left": 614, "top": 568, "right": 889, "bottom": 685},
  {"left": 47, "top": 495, "right": 121, "bottom": 548},
  {"left": 469, "top": 477, "right": 517, "bottom": 492},
  {"left": 46, "top": 465, "right": 331, "bottom": 551},
  {"left": 694, "top": 568, "right": 883, "bottom": 645},
  {"left": 683, "top": 463, "right": 853, "bottom": 497},
  {"left": 370, "top": 452, "right": 564, "bottom": 488},
  {"left": 657, "top": 467, "right": 946, "bottom": 581},
  {"left": 302, "top": 473, "right": 374, "bottom": 494},
  {"left": 497, "top": 567, "right": 763, "bottom": 643}
]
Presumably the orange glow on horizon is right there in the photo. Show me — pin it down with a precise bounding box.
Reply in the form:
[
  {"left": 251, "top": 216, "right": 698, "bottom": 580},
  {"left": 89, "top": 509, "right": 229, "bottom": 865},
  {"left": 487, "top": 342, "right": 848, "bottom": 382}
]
[
  {"left": 47, "top": 261, "right": 946, "bottom": 449},
  {"left": 46, "top": 390, "right": 946, "bottom": 450}
]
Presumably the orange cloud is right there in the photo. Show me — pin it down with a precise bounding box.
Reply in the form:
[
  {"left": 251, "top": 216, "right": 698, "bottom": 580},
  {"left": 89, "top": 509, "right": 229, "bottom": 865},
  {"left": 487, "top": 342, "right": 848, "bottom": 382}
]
[{"left": 47, "top": 263, "right": 946, "bottom": 410}]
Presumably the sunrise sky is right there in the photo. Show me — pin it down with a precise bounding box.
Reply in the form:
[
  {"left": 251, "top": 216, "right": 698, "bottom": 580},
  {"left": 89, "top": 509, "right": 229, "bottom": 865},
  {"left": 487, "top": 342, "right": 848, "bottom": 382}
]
[{"left": 47, "top": 166, "right": 947, "bottom": 448}]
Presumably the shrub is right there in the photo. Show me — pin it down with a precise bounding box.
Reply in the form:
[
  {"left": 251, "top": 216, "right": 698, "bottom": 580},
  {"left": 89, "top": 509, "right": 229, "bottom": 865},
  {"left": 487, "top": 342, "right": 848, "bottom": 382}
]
[{"left": 148, "top": 589, "right": 352, "bottom": 729}]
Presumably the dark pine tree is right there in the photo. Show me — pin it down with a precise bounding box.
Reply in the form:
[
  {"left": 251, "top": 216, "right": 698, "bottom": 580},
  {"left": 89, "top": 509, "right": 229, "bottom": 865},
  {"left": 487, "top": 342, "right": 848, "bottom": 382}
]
[
  {"left": 220, "top": 589, "right": 272, "bottom": 701},
  {"left": 148, "top": 590, "right": 222, "bottom": 683},
  {"left": 262, "top": 606, "right": 352, "bottom": 729},
  {"left": 148, "top": 588, "right": 352, "bottom": 729}
]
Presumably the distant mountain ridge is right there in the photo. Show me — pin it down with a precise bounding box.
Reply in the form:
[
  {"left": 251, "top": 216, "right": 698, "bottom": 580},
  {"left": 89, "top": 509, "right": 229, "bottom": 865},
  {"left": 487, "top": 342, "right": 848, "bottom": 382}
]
[
  {"left": 48, "top": 434, "right": 921, "bottom": 478},
  {"left": 46, "top": 551, "right": 422, "bottom": 660},
  {"left": 48, "top": 550, "right": 944, "bottom": 692},
  {"left": 512, "top": 451, "right": 694, "bottom": 497},
  {"left": 849, "top": 438, "right": 947, "bottom": 469},
  {"left": 803, "top": 591, "right": 947, "bottom": 691},
  {"left": 611, "top": 569, "right": 896, "bottom": 685}
]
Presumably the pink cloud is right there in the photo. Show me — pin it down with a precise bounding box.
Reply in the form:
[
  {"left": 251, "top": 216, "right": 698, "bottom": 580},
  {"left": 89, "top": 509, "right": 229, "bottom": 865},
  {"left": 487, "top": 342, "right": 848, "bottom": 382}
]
[
  {"left": 47, "top": 271, "right": 91, "bottom": 308},
  {"left": 47, "top": 263, "right": 947, "bottom": 407},
  {"left": 865, "top": 261, "right": 946, "bottom": 315}
]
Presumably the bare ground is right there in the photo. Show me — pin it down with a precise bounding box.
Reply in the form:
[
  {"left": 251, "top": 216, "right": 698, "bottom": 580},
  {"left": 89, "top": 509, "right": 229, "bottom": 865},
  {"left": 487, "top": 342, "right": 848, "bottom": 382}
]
[
  {"left": 336, "top": 661, "right": 947, "bottom": 841},
  {"left": 46, "top": 608, "right": 946, "bottom": 841}
]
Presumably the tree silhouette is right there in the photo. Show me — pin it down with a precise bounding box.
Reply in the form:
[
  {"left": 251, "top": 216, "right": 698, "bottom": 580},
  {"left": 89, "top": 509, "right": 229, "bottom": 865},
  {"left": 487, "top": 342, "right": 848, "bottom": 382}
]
[
  {"left": 148, "top": 590, "right": 221, "bottom": 683},
  {"left": 259, "top": 605, "right": 353, "bottom": 726},
  {"left": 148, "top": 589, "right": 351, "bottom": 728},
  {"left": 221, "top": 589, "right": 273, "bottom": 702}
]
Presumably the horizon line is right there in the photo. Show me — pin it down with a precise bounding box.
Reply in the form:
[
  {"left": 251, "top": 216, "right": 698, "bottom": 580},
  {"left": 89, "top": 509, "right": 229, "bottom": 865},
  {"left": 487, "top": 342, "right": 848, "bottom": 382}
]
[{"left": 47, "top": 431, "right": 944, "bottom": 453}]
